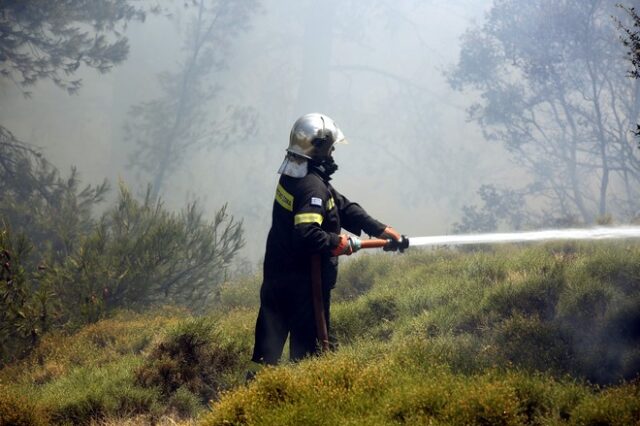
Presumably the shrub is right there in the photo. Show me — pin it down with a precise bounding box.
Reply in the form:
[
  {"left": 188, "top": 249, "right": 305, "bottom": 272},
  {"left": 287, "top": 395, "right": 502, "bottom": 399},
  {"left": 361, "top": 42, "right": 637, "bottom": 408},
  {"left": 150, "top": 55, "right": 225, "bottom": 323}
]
[
  {"left": 203, "top": 340, "right": 635, "bottom": 426},
  {"left": 556, "top": 277, "right": 612, "bottom": 326},
  {"left": 465, "top": 253, "right": 508, "bottom": 286},
  {"left": 0, "top": 308, "right": 187, "bottom": 388},
  {"left": 490, "top": 314, "right": 574, "bottom": 374},
  {"left": 572, "top": 294, "right": 640, "bottom": 384},
  {"left": 570, "top": 383, "right": 640, "bottom": 425},
  {"left": 333, "top": 254, "right": 395, "bottom": 301},
  {"left": 0, "top": 132, "right": 108, "bottom": 263},
  {"left": 37, "top": 356, "right": 160, "bottom": 425},
  {"left": 50, "top": 184, "right": 244, "bottom": 319},
  {"left": 0, "top": 385, "right": 49, "bottom": 426},
  {"left": 136, "top": 317, "right": 246, "bottom": 404},
  {"left": 168, "top": 386, "right": 203, "bottom": 418},
  {"left": 0, "top": 227, "right": 44, "bottom": 364},
  {"left": 409, "top": 333, "right": 491, "bottom": 375},
  {"left": 1, "top": 139, "right": 244, "bottom": 363},
  {"left": 482, "top": 263, "right": 564, "bottom": 322},
  {"left": 443, "top": 379, "right": 526, "bottom": 425},
  {"left": 384, "top": 379, "right": 452, "bottom": 423},
  {"left": 583, "top": 246, "right": 640, "bottom": 293},
  {"left": 604, "top": 295, "right": 640, "bottom": 343},
  {"left": 331, "top": 292, "right": 399, "bottom": 343}
]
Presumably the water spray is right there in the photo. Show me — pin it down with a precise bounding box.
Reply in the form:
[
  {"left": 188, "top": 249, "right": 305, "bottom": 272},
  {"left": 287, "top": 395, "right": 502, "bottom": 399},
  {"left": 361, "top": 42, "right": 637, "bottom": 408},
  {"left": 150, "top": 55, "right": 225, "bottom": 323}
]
[{"left": 360, "top": 226, "right": 640, "bottom": 251}]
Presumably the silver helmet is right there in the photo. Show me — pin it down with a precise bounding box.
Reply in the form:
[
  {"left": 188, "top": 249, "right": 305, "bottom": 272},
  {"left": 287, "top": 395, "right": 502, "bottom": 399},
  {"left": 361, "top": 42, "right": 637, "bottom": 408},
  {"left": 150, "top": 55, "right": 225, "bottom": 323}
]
[{"left": 287, "top": 113, "right": 347, "bottom": 161}]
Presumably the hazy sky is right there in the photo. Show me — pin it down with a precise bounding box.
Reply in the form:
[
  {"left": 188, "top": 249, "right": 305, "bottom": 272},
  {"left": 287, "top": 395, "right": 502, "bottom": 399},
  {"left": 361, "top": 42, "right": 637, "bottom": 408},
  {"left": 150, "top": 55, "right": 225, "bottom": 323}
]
[{"left": 1, "top": 0, "right": 517, "bottom": 262}]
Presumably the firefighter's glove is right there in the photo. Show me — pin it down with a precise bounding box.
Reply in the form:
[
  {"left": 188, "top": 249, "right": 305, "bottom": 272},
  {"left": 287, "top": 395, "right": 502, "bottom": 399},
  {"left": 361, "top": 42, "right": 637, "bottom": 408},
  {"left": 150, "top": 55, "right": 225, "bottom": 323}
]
[
  {"left": 331, "top": 234, "right": 361, "bottom": 256},
  {"left": 380, "top": 226, "right": 401, "bottom": 252}
]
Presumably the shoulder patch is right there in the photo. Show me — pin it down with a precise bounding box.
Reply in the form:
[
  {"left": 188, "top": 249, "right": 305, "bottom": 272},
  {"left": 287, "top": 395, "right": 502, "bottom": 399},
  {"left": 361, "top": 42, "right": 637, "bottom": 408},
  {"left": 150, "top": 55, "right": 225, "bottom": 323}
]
[
  {"left": 275, "top": 184, "right": 294, "bottom": 211},
  {"left": 310, "top": 197, "right": 323, "bottom": 207}
]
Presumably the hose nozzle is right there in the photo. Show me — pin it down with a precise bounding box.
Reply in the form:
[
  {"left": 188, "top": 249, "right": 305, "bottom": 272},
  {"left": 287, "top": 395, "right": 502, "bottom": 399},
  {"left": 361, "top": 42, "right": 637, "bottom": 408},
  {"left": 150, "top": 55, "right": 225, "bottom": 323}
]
[
  {"left": 385, "top": 235, "right": 409, "bottom": 252},
  {"left": 360, "top": 235, "right": 410, "bottom": 252}
]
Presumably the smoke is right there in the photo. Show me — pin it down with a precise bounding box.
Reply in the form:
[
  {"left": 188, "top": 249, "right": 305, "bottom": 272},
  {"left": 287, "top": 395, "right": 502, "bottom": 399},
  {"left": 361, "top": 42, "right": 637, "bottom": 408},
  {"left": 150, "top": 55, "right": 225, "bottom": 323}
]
[{"left": 0, "top": 0, "right": 527, "bottom": 264}]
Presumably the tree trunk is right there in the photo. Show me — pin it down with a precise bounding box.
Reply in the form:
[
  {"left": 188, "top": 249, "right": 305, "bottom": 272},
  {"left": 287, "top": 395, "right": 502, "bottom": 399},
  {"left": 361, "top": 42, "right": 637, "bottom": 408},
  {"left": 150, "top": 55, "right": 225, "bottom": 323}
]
[
  {"left": 586, "top": 61, "right": 610, "bottom": 218},
  {"left": 556, "top": 90, "right": 592, "bottom": 223},
  {"left": 152, "top": 0, "right": 207, "bottom": 198}
]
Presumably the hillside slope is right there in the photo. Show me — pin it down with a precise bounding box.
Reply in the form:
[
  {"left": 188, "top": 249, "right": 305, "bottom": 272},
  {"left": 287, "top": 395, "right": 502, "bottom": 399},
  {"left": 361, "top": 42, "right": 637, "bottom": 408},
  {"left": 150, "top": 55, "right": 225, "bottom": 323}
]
[
  {"left": 2, "top": 242, "right": 640, "bottom": 425},
  {"left": 203, "top": 242, "right": 640, "bottom": 425}
]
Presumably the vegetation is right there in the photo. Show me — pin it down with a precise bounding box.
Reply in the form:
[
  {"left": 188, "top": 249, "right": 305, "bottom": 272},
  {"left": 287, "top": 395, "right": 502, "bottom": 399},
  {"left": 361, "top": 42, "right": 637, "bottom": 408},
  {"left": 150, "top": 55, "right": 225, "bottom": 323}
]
[
  {"left": 1, "top": 242, "right": 639, "bottom": 425},
  {"left": 0, "top": 0, "right": 146, "bottom": 96},
  {"left": 1, "top": 0, "right": 246, "bottom": 364},
  {"left": 0, "top": 137, "right": 244, "bottom": 365},
  {"left": 3, "top": 2, "right": 639, "bottom": 424}
]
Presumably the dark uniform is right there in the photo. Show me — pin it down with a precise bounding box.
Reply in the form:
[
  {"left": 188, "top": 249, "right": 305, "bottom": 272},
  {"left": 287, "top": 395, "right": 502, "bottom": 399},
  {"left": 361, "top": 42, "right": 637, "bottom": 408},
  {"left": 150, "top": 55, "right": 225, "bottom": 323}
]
[{"left": 251, "top": 166, "right": 386, "bottom": 364}]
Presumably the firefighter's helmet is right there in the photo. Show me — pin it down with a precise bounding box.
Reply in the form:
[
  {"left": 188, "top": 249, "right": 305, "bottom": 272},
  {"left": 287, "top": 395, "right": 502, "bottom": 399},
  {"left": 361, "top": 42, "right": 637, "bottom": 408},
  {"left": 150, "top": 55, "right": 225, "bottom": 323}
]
[{"left": 287, "top": 113, "right": 347, "bottom": 161}]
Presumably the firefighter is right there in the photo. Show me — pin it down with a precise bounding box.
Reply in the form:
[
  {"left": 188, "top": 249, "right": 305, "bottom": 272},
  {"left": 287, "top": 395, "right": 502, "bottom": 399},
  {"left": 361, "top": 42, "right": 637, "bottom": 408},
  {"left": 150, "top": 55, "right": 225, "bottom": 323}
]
[{"left": 250, "top": 113, "right": 402, "bottom": 368}]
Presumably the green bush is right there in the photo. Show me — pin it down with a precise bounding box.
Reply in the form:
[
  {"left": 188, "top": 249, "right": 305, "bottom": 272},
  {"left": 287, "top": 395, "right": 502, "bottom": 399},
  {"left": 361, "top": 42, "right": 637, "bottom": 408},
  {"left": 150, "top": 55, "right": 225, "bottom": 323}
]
[
  {"left": 36, "top": 356, "right": 160, "bottom": 425},
  {"left": 168, "top": 386, "right": 203, "bottom": 418},
  {"left": 1, "top": 139, "right": 244, "bottom": 363},
  {"left": 0, "top": 309, "right": 197, "bottom": 425},
  {"left": 556, "top": 255, "right": 640, "bottom": 384},
  {"left": 442, "top": 379, "right": 526, "bottom": 425},
  {"left": 582, "top": 246, "right": 640, "bottom": 295},
  {"left": 50, "top": 184, "right": 244, "bottom": 319},
  {"left": 464, "top": 253, "right": 508, "bottom": 286},
  {"left": 405, "top": 334, "right": 490, "bottom": 375},
  {"left": 482, "top": 263, "right": 564, "bottom": 322},
  {"left": 490, "top": 314, "right": 574, "bottom": 374},
  {"left": 569, "top": 383, "right": 640, "bottom": 426},
  {"left": 557, "top": 277, "right": 612, "bottom": 326},
  {"left": 0, "top": 227, "right": 46, "bottom": 364},
  {"left": 0, "top": 385, "right": 49, "bottom": 426},
  {"left": 331, "top": 292, "right": 399, "bottom": 343},
  {"left": 333, "top": 254, "right": 395, "bottom": 301},
  {"left": 571, "top": 294, "right": 640, "bottom": 384},
  {"left": 1, "top": 186, "right": 243, "bottom": 362},
  {"left": 604, "top": 294, "right": 640, "bottom": 343},
  {"left": 383, "top": 371, "right": 453, "bottom": 423},
  {"left": 136, "top": 317, "right": 247, "bottom": 404}
]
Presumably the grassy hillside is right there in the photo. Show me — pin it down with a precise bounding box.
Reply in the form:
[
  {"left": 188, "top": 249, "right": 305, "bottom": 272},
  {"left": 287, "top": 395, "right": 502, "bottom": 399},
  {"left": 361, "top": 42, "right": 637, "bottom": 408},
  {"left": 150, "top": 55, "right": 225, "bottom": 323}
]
[{"left": 2, "top": 242, "right": 640, "bottom": 425}]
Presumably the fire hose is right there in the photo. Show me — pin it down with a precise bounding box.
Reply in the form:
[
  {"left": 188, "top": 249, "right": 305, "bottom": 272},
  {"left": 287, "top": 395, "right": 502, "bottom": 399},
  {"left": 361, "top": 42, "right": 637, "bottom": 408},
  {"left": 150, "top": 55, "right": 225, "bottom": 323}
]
[{"left": 310, "top": 254, "right": 330, "bottom": 352}]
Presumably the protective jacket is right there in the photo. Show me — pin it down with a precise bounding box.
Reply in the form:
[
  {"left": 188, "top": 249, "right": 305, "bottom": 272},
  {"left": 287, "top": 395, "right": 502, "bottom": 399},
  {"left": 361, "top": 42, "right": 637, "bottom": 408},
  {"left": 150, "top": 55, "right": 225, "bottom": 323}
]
[{"left": 252, "top": 167, "right": 386, "bottom": 364}]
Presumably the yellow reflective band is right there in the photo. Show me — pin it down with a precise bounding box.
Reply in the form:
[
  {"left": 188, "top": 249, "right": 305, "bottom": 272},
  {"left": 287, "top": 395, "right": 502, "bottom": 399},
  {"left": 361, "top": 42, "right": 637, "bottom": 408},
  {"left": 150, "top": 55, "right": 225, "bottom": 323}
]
[
  {"left": 294, "top": 213, "right": 324, "bottom": 226},
  {"left": 327, "top": 197, "right": 335, "bottom": 210},
  {"left": 275, "top": 184, "right": 294, "bottom": 211}
]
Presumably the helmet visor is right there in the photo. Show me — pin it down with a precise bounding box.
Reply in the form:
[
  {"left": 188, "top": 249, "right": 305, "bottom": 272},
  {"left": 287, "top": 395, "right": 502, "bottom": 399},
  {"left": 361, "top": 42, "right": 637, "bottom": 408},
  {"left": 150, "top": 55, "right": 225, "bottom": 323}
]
[{"left": 334, "top": 127, "right": 348, "bottom": 145}]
